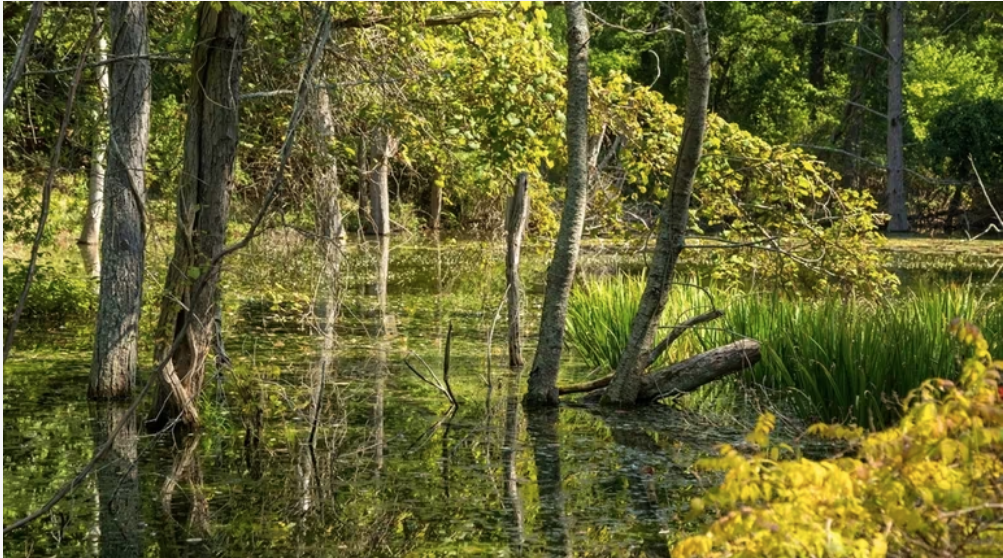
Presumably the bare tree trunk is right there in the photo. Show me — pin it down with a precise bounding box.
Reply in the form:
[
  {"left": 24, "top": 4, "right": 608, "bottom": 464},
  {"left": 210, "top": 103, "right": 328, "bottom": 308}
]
[
  {"left": 524, "top": 1, "right": 590, "bottom": 408},
  {"left": 311, "top": 76, "right": 344, "bottom": 247},
  {"left": 808, "top": 2, "right": 828, "bottom": 92},
  {"left": 90, "top": 404, "right": 140, "bottom": 557},
  {"left": 603, "top": 1, "right": 711, "bottom": 406},
  {"left": 149, "top": 2, "right": 246, "bottom": 430},
  {"left": 367, "top": 129, "right": 398, "bottom": 236},
  {"left": 90, "top": 3, "right": 150, "bottom": 400},
  {"left": 429, "top": 177, "right": 443, "bottom": 230},
  {"left": 885, "top": 1, "right": 909, "bottom": 232},
  {"left": 506, "top": 172, "right": 530, "bottom": 368},
  {"left": 79, "top": 38, "right": 110, "bottom": 253},
  {"left": 2, "top": 1, "right": 43, "bottom": 111}
]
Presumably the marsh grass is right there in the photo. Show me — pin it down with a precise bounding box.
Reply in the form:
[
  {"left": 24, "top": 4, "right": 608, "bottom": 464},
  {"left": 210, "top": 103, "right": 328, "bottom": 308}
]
[{"left": 566, "top": 275, "right": 1001, "bottom": 427}]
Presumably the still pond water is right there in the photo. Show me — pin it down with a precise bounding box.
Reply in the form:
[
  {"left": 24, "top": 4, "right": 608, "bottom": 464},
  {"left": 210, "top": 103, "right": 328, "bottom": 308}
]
[{"left": 4, "top": 236, "right": 1000, "bottom": 556}]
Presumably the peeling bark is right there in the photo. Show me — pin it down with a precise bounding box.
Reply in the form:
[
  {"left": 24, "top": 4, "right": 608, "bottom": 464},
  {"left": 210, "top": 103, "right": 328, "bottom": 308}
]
[
  {"left": 79, "top": 37, "right": 109, "bottom": 253},
  {"left": 149, "top": 2, "right": 247, "bottom": 429}
]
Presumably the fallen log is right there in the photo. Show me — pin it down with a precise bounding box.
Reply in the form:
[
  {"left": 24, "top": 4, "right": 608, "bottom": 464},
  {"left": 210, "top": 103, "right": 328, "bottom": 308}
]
[{"left": 572, "top": 339, "right": 760, "bottom": 404}]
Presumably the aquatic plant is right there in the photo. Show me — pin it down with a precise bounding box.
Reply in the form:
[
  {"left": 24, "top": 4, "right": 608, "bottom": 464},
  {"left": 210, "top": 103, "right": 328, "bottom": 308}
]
[
  {"left": 566, "top": 275, "right": 1001, "bottom": 426},
  {"left": 674, "top": 321, "right": 1003, "bottom": 558}
]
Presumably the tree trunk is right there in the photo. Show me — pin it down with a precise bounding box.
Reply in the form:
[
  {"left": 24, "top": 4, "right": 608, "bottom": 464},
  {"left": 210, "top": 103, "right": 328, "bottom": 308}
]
[
  {"left": 90, "top": 3, "right": 150, "bottom": 400},
  {"left": 603, "top": 1, "right": 711, "bottom": 406},
  {"left": 367, "top": 129, "right": 398, "bottom": 236},
  {"left": 90, "top": 404, "right": 140, "bottom": 557},
  {"left": 429, "top": 178, "right": 443, "bottom": 230},
  {"left": 149, "top": 2, "right": 246, "bottom": 430},
  {"left": 311, "top": 76, "right": 344, "bottom": 248},
  {"left": 506, "top": 172, "right": 530, "bottom": 368},
  {"left": 79, "top": 37, "right": 110, "bottom": 252},
  {"left": 2, "top": 1, "right": 43, "bottom": 111},
  {"left": 838, "top": 7, "right": 877, "bottom": 192},
  {"left": 885, "top": 1, "right": 909, "bottom": 232},
  {"left": 524, "top": 1, "right": 590, "bottom": 408}
]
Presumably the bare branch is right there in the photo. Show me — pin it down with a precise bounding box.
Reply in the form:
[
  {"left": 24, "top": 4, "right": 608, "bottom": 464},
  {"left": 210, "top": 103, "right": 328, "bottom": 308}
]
[{"left": 3, "top": 1, "right": 44, "bottom": 110}]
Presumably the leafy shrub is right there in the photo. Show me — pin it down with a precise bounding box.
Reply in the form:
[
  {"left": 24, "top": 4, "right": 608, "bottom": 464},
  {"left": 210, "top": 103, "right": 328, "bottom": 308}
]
[
  {"left": 673, "top": 322, "right": 1003, "bottom": 558},
  {"left": 2, "top": 259, "right": 97, "bottom": 326}
]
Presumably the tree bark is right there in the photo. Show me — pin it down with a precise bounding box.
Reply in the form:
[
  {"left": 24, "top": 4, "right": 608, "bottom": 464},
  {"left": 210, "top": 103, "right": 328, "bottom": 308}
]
[
  {"left": 367, "top": 128, "right": 398, "bottom": 236},
  {"left": 429, "top": 178, "right": 443, "bottom": 230},
  {"left": 506, "top": 172, "right": 530, "bottom": 368},
  {"left": 310, "top": 76, "right": 344, "bottom": 248},
  {"left": 603, "top": 1, "right": 711, "bottom": 406},
  {"left": 885, "top": 1, "right": 909, "bottom": 232},
  {"left": 837, "top": 7, "right": 877, "bottom": 191},
  {"left": 581, "top": 340, "right": 760, "bottom": 404},
  {"left": 90, "top": 3, "right": 150, "bottom": 400},
  {"left": 524, "top": 1, "right": 590, "bottom": 408},
  {"left": 79, "top": 37, "right": 110, "bottom": 251},
  {"left": 149, "top": 2, "right": 246, "bottom": 429},
  {"left": 2, "top": 1, "right": 43, "bottom": 111}
]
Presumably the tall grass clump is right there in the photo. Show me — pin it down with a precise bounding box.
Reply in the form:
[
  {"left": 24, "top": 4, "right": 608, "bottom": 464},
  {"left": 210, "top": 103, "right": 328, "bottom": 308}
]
[
  {"left": 566, "top": 274, "right": 1001, "bottom": 428},
  {"left": 730, "top": 285, "right": 1001, "bottom": 428},
  {"left": 565, "top": 274, "right": 738, "bottom": 413}
]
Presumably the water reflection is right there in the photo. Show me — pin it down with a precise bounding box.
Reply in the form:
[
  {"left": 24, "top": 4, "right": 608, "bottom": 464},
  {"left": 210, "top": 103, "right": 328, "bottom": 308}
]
[
  {"left": 526, "top": 407, "right": 572, "bottom": 557},
  {"left": 90, "top": 403, "right": 140, "bottom": 557},
  {"left": 502, "top": 372, "right": 525, "bottom": 554},
  {"left": 608, "top": 421, "right": 671, "bottom": 557},
  {"left": 158, "top": 433, "right": 209, "bottom": 557}
]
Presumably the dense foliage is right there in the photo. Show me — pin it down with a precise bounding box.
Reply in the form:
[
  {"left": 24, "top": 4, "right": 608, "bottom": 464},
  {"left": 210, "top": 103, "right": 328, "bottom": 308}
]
[{"left": 675, "top": 321, "right": 1003, "bottom": 557}]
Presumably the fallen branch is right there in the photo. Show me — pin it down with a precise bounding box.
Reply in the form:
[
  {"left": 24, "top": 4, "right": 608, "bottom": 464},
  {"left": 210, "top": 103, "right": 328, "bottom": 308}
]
[
  {"left": 637, "top": 339, "right": 760, "bottom": 403},
  {"left": 403, "top": 322, "right": 458, "bottom": 406},
  {"left": 645, "top": 309, "right": 724, "bottom": 369},
  {"left": 565, "top": 340, "right": 760, "bottom": 402}
]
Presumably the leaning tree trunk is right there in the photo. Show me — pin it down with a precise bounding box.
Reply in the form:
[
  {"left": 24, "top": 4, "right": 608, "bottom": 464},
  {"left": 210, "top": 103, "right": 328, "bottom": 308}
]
[
  {"left": 2, "top": 1, "right": 43, "bottom": 111},
  {"left": 149, "top": 2, "right": 246, "bottom": 430},
  {"left": 523, "top": 0, "right": 591, "bottom": 408},
  {"left": 885, "top": 1, "right": 909, "bottom": 232},
  {"left": 79, "top": 37, "right": 110, "bottom": 254},
  {"left": 89, "top": 2, "right": 150, "bottom": 400},
  {"left": 603, "top": 1, "right": 711, "bottom": 406}
]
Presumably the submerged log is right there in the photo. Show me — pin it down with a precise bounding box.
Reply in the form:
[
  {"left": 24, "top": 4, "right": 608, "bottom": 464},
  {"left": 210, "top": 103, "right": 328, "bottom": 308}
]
[{"left": 566, "top": 339, "right": 760, "bottom": 404}]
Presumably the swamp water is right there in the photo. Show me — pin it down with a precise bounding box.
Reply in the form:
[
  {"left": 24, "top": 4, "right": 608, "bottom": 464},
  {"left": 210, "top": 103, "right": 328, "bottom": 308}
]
[
  {"left": 4, "top": 237, "right": 747, "bottom": 557},
  {"left": 4, "top": 236, "right": 1000, "bottom": 556}
]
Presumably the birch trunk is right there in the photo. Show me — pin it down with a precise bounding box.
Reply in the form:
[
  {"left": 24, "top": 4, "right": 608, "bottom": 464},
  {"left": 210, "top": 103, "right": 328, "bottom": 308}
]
[
  {"left": 524, "top": 1, "right": 590, "bottom": 408},
  {"left": 149, "top": 2, "right": 246, "bottom": 430},
  {"left": 89, "top": 3, "right": 150, "bottom": 400},
  {"left": 79, "top": 38, "right": 110, "bottom": 252},
  {"left": 367, "top": 129, "right": 398, "bottom": 236},
  {"left": 603, "top": 1, "right": 711, "bottom": 406},
  {"left": 885, "top": 1, "right": 910, "bottom": 232}
]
